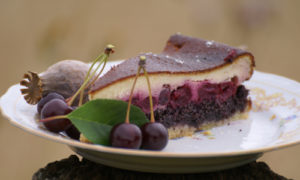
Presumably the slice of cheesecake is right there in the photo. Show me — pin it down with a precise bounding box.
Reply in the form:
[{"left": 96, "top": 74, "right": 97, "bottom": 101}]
[{"left": 89, "top": 34, "right": 255, "bottom": 139}]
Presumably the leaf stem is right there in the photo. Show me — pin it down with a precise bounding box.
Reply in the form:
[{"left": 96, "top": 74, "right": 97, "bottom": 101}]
[{"left": 125, "top": 66, "right": 142, "bottom": 124}]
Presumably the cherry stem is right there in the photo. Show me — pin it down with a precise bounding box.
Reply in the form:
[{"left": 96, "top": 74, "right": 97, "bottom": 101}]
[
  {"left": 85, "top": 54, "right": 104, "bottom": 81},
  {"left": 125, "top": 66, "right": 142, "bottom": 124},
  {"left": 77, "top": 56, "right": 106, "bottom": 106},
  {"left": 142, "top": 67, "right": 155, "bottom": 123},
  {"left": 77, "top": 55, "right": 104, "bottom": 106},
  {"left": 68, "top": 55, "right": 106, "bottom": 106},
  {"left": 67, "top": 44, "right": 114, "bottom": 106},
  {"left": 39, "top": 115, "right": 68, "bottom": 123},
  {"left": 139, "top": 56, "right": 155, "bottom": 123},
  {"left": 86, "top": 58, "right": 108, "bottom": 89}
]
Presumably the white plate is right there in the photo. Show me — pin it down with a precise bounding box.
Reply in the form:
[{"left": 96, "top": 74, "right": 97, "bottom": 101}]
[{"left": 1, "top": 62, "right": 300, "bottom": 173}]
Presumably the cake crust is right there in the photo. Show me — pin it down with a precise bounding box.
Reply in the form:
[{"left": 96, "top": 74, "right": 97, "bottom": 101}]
[{"left": 90, "top": 34, "right": 254, "bottom": 94}]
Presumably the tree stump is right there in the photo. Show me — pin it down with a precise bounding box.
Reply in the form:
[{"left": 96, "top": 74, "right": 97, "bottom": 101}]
[{"left": 33, "top": 155, "right": 290, "bottom": 180}]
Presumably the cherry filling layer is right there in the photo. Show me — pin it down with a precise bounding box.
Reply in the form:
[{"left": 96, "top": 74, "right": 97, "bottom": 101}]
[{"left": 123, "top": 78, "right": 249, "bottom": 128}]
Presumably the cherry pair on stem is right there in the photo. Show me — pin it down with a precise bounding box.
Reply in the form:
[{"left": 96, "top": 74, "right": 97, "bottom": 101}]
[{"left": 110, "top": 56, "right": 169, "bottom": 150}]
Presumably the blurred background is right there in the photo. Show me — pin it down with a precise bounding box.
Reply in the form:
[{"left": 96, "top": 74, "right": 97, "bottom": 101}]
[{"left": 0, "top": 0, "right": 300, "bottom": 179}]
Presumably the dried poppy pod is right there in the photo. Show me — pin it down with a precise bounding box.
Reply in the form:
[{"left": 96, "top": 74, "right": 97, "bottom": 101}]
[{"left": 20, "top": 60, "right": 91, "bottom": 105}]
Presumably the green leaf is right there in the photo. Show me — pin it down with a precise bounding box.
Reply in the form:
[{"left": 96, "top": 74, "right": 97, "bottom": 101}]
[{"left": 67, "top": 99, "right": 149, "bottom": 145}]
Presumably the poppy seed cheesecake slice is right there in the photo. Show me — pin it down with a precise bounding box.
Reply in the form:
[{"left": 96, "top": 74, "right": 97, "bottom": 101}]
[{"left": 89, "top": 34, "right": 255, "bottom": 139}]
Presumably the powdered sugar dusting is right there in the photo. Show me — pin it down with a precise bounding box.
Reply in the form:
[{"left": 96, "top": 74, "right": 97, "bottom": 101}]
[
  {"left": 206, "top": 40, "right": 214, "bottom": 48},
  {"left": 174, "top": 58, "right": 184, "bottom": 64}
]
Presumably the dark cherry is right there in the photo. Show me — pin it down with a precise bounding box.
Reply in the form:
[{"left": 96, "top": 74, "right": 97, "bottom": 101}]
[
  {"left": 138, "top": 97, "right": 158, "bottom": 113},
  {"left": 110, "top": 123, "right": 142, "bottom": 149},
  {"left": 65, "top": 124, "right": 80, "bottom": 140},
  {"left": 170, "top": 84, "right": 192, "bottom": 107},
  {"left": 198, "top": 82, "right": 218, "bottom": 101},
  {"left": 37, "top": 92, "right": 65, "bottom": 114},
  {"left": 41, "top": 99, "right": 73, "bottom": 133},
  {"left": 131, "top": 96, "right": 140, "bottom": 106},
  {"left": 158, "top": 84, "right": 171, "bottom": 105},
  {"left": 141, "top": 122, "right": 168, "bottom": 150},
  {"left": 218, "top": 81, "right": 236, "bottom": 101}
]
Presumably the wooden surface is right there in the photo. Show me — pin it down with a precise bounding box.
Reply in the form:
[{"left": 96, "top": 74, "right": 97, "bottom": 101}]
[{"left": 32, "top": 155, "right": 290, "bottom": 180}]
